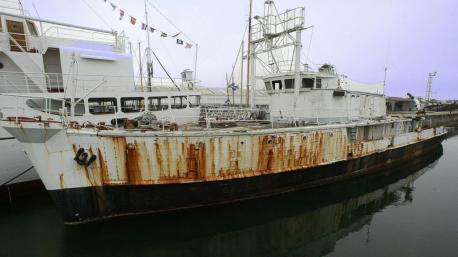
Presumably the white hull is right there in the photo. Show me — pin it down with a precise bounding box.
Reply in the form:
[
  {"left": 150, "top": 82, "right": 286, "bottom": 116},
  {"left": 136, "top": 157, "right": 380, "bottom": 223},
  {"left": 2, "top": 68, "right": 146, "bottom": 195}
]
[{"left": 0, "top": 127, "right": 39, "bottom": 185}]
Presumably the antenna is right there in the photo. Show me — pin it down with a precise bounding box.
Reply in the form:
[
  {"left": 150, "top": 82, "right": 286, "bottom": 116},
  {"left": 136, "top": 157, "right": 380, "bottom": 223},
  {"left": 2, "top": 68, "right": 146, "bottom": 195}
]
[{"left": 383, "top": 67, "right": 388, "bottom": 88}]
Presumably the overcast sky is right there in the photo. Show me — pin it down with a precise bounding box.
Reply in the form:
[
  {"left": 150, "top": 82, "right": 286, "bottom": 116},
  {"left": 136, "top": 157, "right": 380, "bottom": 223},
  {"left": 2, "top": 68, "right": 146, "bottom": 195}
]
[{"left": 22, "top": 0, "right": 458, "bottom": 99}]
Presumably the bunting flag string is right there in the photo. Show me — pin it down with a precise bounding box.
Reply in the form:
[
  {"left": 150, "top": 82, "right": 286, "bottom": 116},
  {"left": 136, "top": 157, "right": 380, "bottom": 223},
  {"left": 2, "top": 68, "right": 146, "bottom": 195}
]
[
  {"left": 102, "top": 0, "right": 194, "bottom": 49},
  {"left": 130, "top": 16, "right": 137, "bottom": 25}
]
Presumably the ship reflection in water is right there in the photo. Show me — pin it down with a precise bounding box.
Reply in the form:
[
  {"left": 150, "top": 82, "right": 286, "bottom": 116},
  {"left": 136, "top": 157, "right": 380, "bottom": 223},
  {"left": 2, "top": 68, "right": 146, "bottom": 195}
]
[{"left": 0, "top": 141, "right": 449, "bottom": 257}]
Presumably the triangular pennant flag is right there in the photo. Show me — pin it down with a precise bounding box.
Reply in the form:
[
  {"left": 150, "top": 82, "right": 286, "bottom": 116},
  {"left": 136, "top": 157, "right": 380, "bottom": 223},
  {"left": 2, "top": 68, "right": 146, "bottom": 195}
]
[
  {"left": 160, "top": 32, "right": 167, "bottom": 37},
  {"left": 185, "top": 43, "right": 193, "bottom": 49},
  {"left": 149, "top": 27, "right": 155, "bottom": 33},
  {"left": 176, "top": 38, "right": 183, "bottom": 45},
  {"left": 130, "top": 16, "right": 137, "bottom": 25},
  {"left": 172, "top": 32, "right": 181, "bottom": 38},
  {"left": 141, "top": 23, "right": 148, "bottom": 30},
  {"left": 119, "top": 10, "right": 125, "bottom": 20},
  {"left": 110, "top": 2, "right": 117, "bottom": 10}
]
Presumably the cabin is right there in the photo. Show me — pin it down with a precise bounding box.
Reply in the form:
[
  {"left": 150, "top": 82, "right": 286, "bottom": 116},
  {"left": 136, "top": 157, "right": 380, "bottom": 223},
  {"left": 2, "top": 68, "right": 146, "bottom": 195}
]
[
  {"left": 0, "top": 1, "right": 133, "bottom": 95},
  {"left": 264, "top": 64, "right": 386, "bottom": 123}
]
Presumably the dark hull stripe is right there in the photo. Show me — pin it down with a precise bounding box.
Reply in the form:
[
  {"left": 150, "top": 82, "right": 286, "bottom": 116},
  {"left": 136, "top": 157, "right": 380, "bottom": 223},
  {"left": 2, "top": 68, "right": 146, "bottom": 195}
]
[
  {"left": 48, "top": 135, "right": 445, "bottom": 223},
  {"left": 0, "top": 137, "right": 15, "bottom": 141}
]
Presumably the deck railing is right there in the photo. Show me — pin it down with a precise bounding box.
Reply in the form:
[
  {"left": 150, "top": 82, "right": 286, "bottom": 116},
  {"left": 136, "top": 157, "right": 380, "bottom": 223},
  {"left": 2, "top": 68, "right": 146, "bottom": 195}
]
[{"left": 0, "top": 71, "right": 200, "bottom": 94}]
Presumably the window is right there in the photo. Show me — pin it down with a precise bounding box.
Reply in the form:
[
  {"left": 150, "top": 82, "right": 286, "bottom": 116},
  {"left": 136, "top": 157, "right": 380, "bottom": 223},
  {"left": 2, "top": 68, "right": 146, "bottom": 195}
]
[
  {"left": 265, "top": 81, "right": 272, "bottom": 90},
  {"left": 0, "top": 62, "right": 3, "bottom": 69},
  {"left": 189, "top": 95, "right": 200, "bottom": 108},
  {"left": 285, "top": 79, "right": 294, "bottom": 89},
  {"left": 272, "top": 80, "right": 282, "bottom": 90},
  {"left": 148, "top": 97, "right": 169, "bottom": 111},
  {"left": 121, "top": 97, "right": 145, "bottom": 113},
  {"left": 171, "top": 96, "right": 187, "bottom": 109},
  {"left": 316, "top": 78, "right": 322, "bottom": 89},
  {"left": 88, "top": 98, "right": 117, "bottom": 114},
  {"left": 26, "top": 21, "right": 38, "bottom": 36},
  {"left": 301, "top": 78, "right": 314, "bottom": 89},
  {"left": 25, "top": 98, "right": 84, "bottom": 116}
]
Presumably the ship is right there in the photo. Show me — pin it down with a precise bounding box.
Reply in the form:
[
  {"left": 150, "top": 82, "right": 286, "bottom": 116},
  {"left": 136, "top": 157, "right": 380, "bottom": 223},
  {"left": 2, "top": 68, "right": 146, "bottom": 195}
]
[
  {"left": 0, "top": 0, "right": 201, "bottom": 191},
  {"left": 0, "top": 0, "right": 447, "bottom": 223}
]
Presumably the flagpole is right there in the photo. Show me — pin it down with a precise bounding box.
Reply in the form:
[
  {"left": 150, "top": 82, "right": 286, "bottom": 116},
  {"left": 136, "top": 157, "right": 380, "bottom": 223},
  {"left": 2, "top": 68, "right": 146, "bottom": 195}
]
[{"left": 144, "top": 0, "right": 153, "bottom": 91}]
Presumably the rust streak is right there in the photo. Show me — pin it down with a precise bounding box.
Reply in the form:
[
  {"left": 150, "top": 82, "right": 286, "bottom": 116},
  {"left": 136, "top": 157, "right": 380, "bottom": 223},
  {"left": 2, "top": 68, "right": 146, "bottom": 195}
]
[
  {"left": 126, "top": 141, "right": 142, "bottom": 183},
  {"left": 98, "top": 148, "right": 109, "bottom": 184},
  {"left": 59, "top": 173, "right": 64, "bottom": 189}
]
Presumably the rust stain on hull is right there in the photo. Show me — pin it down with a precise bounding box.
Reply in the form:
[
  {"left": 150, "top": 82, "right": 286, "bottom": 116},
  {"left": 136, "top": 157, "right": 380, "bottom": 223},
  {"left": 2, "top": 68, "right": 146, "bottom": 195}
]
[{"left": 93, "top": 127, "right": 396, "bottom": 186}]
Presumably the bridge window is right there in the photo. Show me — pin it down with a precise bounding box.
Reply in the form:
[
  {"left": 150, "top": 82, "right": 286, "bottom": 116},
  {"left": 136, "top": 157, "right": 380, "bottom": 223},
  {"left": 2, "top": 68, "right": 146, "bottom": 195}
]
[
  {"left": 285, "top": 79, "right": 294, "bottom": 89},
  {"left": 316, "top": 78, "right": 322, "bottom": 89},
  {"left": 121, "top": 97, "right": 145, "bottom": 113},
  {"left": 189, "top": 95, "right": 200, "bottom": 108},
  {"left": 265, "top": 81, "right": 272, "bottom": 90},
  {"left": 171, "top": 96, "right": 187, "bottom": 109},
  {"left": 26, "top": 21, "right": 38, "bottom": 36},
  {"left": 88, "top": 98, "right": 117, "bottom": 114},
  {"left": 272, "top": 80, "right": 282, "bottom": 90},
  {"left": 148, "top": 97, "right": 169, "bottom": 111},
  {"left": 302, "top": 78, "right": 314, "bottom": 89}
]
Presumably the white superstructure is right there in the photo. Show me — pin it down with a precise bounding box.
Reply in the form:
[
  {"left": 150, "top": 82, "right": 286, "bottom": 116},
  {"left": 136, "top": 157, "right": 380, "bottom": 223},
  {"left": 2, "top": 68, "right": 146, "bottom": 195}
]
[{"left": 0, "top": 0, "right": 201, "bottom": 186}]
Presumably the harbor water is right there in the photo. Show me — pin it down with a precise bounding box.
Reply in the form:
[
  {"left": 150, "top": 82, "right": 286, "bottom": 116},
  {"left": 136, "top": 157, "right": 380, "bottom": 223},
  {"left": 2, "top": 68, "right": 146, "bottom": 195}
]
[{"left": 1, "top": 133, "right": 457, "bottom": 257}]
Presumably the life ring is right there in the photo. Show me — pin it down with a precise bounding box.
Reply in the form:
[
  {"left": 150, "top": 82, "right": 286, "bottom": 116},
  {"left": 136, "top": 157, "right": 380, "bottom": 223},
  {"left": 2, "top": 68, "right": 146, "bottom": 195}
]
[{"left": 187, "top": 81, "right": 194, "bottom": 90}]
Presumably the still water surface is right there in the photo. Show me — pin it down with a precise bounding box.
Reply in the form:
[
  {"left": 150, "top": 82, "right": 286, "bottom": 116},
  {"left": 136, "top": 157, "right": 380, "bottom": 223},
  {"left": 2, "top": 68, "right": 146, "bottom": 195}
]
[{"left": 1, "top": 135, "right": 457, "bottom": 257}]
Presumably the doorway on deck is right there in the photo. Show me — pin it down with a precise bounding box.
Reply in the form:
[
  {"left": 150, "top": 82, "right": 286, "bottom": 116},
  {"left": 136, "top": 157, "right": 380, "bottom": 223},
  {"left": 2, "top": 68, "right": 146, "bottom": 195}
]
[{"left": 43, "top": 48, "right": 63, "bottom": 92}]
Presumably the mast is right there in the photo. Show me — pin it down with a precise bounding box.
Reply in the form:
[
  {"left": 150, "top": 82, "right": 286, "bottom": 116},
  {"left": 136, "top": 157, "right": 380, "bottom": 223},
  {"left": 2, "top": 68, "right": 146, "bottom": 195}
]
[
  {"left": 240, "top": 40, "right": 244, "bottom": 106},
  {"left": 246, "top": 0, "right": 253, "bottom": 107},
  {"left": 138, "top": 42, "right": 144, "bottom": 91},
  {"left": 144, "top": 0, "right": 153, "bottom": 91},
  {"left": 194, "top": 44, "right": 199, "bottom": 80}
]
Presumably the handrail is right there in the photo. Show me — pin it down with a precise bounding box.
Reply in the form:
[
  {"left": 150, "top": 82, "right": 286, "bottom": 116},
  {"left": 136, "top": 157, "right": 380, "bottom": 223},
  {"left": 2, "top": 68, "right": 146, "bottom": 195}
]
[{"left": 0, "top": 11, "right": 114, "bottom": 35}]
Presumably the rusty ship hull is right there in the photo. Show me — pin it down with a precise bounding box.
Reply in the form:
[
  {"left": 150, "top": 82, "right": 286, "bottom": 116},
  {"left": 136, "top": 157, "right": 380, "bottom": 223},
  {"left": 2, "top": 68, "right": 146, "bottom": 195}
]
[
  {"left": 48, "top": 132, "right": 445, "bottom": 223},
  {"left": 0, "top": 118, "right": 447, "bottom": 223}
]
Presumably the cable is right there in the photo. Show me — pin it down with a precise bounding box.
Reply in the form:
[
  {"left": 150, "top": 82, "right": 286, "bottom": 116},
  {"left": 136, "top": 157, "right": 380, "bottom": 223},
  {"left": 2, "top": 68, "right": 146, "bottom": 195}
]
[
  {"left": 305, "top": 26, "right": 314, "bottom": 66},
  {"left": 80, "top": 0, "right": 114, "bottom": 31},
  {"left": 146, "top": 0, "right": 196, "bottom": 44},
  {"left": 150, "top": 49, "right": 181, "bottom": 91}
]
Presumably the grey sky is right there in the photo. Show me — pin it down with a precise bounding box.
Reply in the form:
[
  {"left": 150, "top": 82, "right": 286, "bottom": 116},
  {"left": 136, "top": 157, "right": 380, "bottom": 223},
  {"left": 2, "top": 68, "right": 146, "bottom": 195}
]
[{"left": 22, "top": 0, "right": 458, "bottom": 99}]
